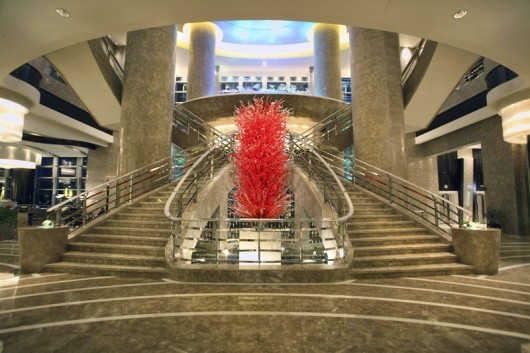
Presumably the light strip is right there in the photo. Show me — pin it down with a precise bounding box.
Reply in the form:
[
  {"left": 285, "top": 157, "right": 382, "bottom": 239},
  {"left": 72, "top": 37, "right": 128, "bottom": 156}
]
[{"left": 0, "top": 159, "right": 36, "bottom": 169}]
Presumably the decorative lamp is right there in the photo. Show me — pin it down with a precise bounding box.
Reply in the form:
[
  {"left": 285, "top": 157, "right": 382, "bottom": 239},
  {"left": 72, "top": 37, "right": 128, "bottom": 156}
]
[
  {"left": 499, "top": 98, "right": 530, "bottom": 144},
  {"left": 0, "top": 97, "right": 28, "bottom": 143}
]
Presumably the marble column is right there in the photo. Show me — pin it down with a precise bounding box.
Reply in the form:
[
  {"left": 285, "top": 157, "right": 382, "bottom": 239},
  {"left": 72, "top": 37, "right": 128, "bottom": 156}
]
[
  {"left": 87, "top": 131, "right": 120, "bottom": 189},
  {"left": 350, "top": 27, "right": 407, "bottom": 177},
  {"left": 187, "top": 22, "right": 216, "bottom": 100},
  {"left": 313, "top": 24, "right": 342, "bottom": 100},
  {"left": 119, "top": 26, "right": 176, "bottom": 175}
]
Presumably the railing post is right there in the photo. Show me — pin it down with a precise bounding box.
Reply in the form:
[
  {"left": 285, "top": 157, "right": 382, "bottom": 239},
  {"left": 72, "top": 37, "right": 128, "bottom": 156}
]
[
  {"left": 458, "top": 209, "right": 464, "bottom": 228},
  {"left": 115, "top": 180, "right": 121, "bottom": 208},
  {"left": 258, "top": 222, "right": 261, "bottom": 266},
  {"left": 105, "top": 184, "right": 110, "bottom": 213},
  {"left": 210, "top": 155, "right": 214, "bottom": 179},
  {"left": 128, "top": 174, "right": 133, "bottom": 203},
  {"left": 55, "top": 207, "right": 62, "bottom": 227},
  {"left": 82, "top": 198, "right": 87, "bottom": 228},
  {"left": 216, "top": 218, "right": 220, "bottom": 265},
  {"left": 388, "top": 175, "right": 393, "bottom": 203},
  {"left": 433, "top": 197, "right": 439, "bottom": 228}
]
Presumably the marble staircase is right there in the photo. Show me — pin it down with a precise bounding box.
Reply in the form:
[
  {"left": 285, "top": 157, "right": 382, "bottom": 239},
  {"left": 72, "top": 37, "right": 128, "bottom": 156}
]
[
  {"left": 44, "top": 184, "right": 178, "bottom": 278},
  {"left": 345, "top": 184, "right": 474, "bottom": 278}
]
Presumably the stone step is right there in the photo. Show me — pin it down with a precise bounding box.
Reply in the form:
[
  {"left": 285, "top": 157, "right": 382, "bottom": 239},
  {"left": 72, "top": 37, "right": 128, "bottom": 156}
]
[
  {"left": 350, "top": 263, "right": 474, "bottom": 279},
  {"left": 43, "top": 262, "right": 168, "bottom": 279},
  {"left": 352, "top": 209, "right": 397, "bottom": 216},
  {"left": 89, "top": 226, "right": 171, "bottom": 236},
  {"left": 123, "top": 207, "right": 166, "bottom": 215},
  {"left": 101, "top": 219, "right": 172, "bottom": 229},
  {"left": 354, "top": 243, "right": 450, "bottom": 256},
  {"left": 349, "top": 214, "right": 406, "bottom": 222},
  {"left": 352, "top": 252, "right": 458, "bottom": 268},
  {"left": 75, "top": 234, "right": 168, "bottom": 246},
  {"left": 349, "top": 228, "right": 429, "bottom": 237},
  {"left": 137, "top": 201, "right": 166, "bottom": 208},
  {"left": 62, "top": 251, "right": 166, "bottom": 267},
  {"left": 67, "top": 242, "right": 165, "bottom": 256},
  {"left": 351, "top": 235, "right": 441, "bottom": 246},
  {"left": 348, "top": 220, "right": 417, "bottom": 230},
  {"left": 350, "top": 202, "right": 389, "bottom": 209},
  {"left": 113, "top": 213, "right": 169, "bottom": 221}
]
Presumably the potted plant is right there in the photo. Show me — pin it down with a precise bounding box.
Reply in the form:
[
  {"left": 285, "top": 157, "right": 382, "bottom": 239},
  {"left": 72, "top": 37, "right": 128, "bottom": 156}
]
[{"left": 0, "top": 206, "right": 17, "bottom": 241}]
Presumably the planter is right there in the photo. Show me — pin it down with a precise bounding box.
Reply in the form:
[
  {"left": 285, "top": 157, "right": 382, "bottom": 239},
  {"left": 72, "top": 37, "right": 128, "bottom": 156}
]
[
  {"left": 451, "top": 228, "right": 501, "bottom": 275},
  {"left": 18, "top": 226, "right": 70, "bottom": 273}
]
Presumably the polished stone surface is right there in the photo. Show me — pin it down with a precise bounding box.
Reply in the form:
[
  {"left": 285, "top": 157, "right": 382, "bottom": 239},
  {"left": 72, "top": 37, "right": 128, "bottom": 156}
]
[
  {"left": 18, "top": 226, "right": 69, "bottom": 273},
  {"left": 452, "top": 228, "right": 501, "bottom": 275},
  {"left": 119, "top": 25, "right": 176, "bottom": 175},
  {"left": 187, "top": 22, "right": 216, "bottom": 100},
  {"left": 0, "top": 235, "right": 528, "bottom": 352},
  {"left": 350, "top": 27, "right": 407, "bottom": 177},
  {"left": 313, "top": 23, "right": 341, "bottom": 100}
]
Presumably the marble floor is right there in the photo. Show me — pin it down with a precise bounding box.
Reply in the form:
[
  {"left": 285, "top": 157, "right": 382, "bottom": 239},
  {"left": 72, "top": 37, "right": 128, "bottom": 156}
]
[{"left": 0, "top": 235, "right": 528, "bottom": 353}]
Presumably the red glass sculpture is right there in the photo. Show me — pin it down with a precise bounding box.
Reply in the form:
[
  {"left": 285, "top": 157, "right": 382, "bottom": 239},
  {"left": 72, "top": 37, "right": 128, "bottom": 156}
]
[{"left": 232, "top": 98, "right": 290, "bottom": 218}]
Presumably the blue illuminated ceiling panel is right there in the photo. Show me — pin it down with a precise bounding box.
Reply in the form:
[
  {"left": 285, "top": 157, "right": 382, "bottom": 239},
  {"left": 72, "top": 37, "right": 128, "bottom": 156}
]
[{"left": 214, "top": 21, "right": 315, "bottom": 45}]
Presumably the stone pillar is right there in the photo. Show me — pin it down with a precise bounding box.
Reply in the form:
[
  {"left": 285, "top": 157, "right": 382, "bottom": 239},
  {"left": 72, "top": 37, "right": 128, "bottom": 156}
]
[
  {"left": 313, "top": 24, "right": 342, "bottom": 100},
  {"left": 405, "top": 133, "right": 438, "bottom": 193},
  {"left": 350, "top": 27, "right": 407, "bottom": 177},
  {"left": 86, "top": 131, "right": 120, "bottom": 189},
  {"left": 119, "top": 26, "right": 177, "bottom": 175},
  {"left": 187, "top": 22, "right": 216, "bottom": 100}
]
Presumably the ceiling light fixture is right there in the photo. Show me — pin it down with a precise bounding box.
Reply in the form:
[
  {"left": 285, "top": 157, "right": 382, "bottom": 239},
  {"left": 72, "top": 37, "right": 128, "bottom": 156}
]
[
  {"left": 55, "top": 8, "right": 71, "bottom": 18},
  {"left": 453, "top": 9, "right": 468, "bottom": 19},
  {"left": 0, "top": 98, "right": 28, "bottom": 143}
]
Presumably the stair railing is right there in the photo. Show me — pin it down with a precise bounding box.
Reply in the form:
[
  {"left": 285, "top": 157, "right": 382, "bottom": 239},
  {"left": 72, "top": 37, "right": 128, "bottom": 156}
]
[
  {"left": 173, "top": 103, "right": 223, "bottom": 143},
  {"left": 164, "top": 132, "right": 353, "bottom": 266},
  {"left": 46, "top": 142, "right": 212, "bottom": 231},
  {"left": 307, "top": 146, "right": 472, "bottom": 236},
  {"left": 300, "top": 104, "right": 352, "bottom": 143}
]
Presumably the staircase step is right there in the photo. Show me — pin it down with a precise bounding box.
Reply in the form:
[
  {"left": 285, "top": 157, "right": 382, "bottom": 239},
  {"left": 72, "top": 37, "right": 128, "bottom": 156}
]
[
  {"left": 114, "top": 213, "right": 169, "bottom": 221},
  {"left": 349, "top": 228, "right": 429, "bottom": 237},
  {"left": 101, "top": 219, "right": 171, "bottom": 229},
  {"left": 348, "top": 221, "right": 417, "bottom": 230},
  {"left": 352, "top": 252, "right": 458, "bottom": 268},
  {"left": 351, "top": 202, "right": 389, "bottom": 209},
  {"left": 67, "top": 242, "right": 165, "bottom": 256},
  {"left": 124, "top": 207, "right": 166, "bottom": 215},
  {"left": 44, "top": 262, "right": 168, "bottom": 279},
  {"left": 90, "top": 226, "right": 171, "bottom": 236},
  {"left": 62, "top": 251, "right": 166, "bottom": 267},
  {"left": 350, "top": 263, "right": 474, "bottom": 279},
  {"left": 350, "top": 215, "right": 405, "bottom": 222},
  {"left": 354, "top": 243, "right": 450, "bottom": 256},
  {"left": 351, "top": 235, "right": 441, "bottom": 246},
  {"left": 353, "top": 209, "right": 397, "bottom": 216},
  {"left": 137, "top": 201, "right": 166, "bottom": 207},
  {"left": 76, "top": 234, "right": 168, "bottom": 246}
]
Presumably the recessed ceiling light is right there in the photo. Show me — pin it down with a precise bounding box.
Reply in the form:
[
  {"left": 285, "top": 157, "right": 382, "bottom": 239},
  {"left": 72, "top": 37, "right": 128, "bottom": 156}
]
[
  {"left": 55, "top": 8, "right": 71, "bottom": 18},
  {"left": 453, "top": 9, "right": 468, "bottom": 19}
]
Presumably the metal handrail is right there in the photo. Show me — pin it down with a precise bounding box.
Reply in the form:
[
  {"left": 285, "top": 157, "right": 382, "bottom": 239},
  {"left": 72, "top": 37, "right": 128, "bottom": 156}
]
[
  {"left": 401, "top": 38, "right": 427, "bottom": 86},
  {"left": 305, "top": 144, "right": 472, "bottom": 235},
  {"left": 173, "top": 103, "right": 224, "bottom": 142},
  {"left": 165, "top": 132, "right": 353, "bottom": 266},
  {"left": 300, "top": 104, "right": 352, "bottom": 140},
  {"left": 46, "top": 141, "right": 211, "bottom": 230},
  {"left": 101, "top": 36, "right": 124, "bottom": 81}
]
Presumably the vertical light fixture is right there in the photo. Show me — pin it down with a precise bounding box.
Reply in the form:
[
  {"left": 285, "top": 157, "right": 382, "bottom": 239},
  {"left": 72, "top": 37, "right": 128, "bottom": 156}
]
[
  {"left": 499, "top": 98, "right": 530, "bottom": 144},
  {"left": 0, "top": 97, "right": 28, "bottom": 143}
]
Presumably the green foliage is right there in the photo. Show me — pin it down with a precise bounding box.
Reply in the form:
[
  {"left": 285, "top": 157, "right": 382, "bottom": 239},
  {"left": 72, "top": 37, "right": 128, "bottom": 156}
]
[{"left": 0, "top": 207, "right": 17, "bottom": 223}]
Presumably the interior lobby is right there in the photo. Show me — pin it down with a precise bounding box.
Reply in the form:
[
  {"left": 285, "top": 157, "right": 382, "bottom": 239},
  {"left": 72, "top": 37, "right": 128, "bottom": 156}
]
[{"left": 0, "top": 1, "right": 530, "bottom": 352}]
